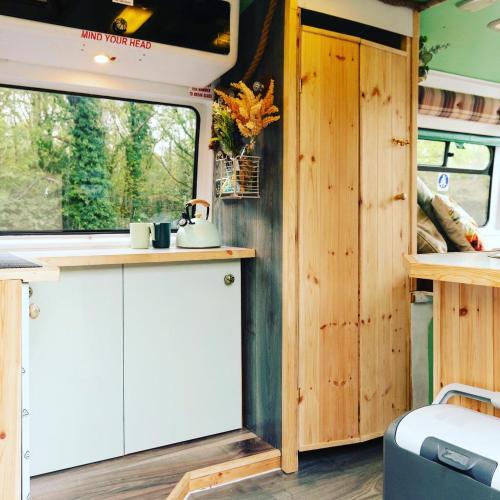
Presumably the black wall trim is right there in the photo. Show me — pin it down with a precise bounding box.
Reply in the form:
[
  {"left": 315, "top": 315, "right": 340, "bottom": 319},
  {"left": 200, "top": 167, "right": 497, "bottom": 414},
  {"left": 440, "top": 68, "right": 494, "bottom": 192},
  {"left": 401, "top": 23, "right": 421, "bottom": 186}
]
[{"left": 301, "top": 9, "right": 404, "bottom": 49}]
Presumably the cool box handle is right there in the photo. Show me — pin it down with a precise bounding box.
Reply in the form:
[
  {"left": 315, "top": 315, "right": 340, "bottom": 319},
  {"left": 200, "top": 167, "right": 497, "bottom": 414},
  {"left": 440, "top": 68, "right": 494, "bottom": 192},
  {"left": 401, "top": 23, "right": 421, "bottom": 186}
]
[{"left": 433, "top": 383, "right": 500, "bottom": 410}]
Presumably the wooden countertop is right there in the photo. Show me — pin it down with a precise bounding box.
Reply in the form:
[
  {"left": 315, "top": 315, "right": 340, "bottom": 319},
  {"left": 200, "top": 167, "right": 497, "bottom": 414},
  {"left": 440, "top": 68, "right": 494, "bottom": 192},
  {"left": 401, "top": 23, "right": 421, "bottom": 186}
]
[
  {"left": 11, "top": 246, "right": 256, "bottom": 269},
  {"left": 0, "top": 263, "right": 59, "bottom": 283},
  {"left": 405, "top": 252, "right": 500, "bottom": 288}
]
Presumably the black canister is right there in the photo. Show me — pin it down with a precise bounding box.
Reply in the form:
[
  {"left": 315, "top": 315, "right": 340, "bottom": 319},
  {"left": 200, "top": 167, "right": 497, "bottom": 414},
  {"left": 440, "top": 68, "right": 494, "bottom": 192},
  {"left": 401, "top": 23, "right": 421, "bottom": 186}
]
[{"left": 152, "top": 222, "right": 171, "bottom": 249}]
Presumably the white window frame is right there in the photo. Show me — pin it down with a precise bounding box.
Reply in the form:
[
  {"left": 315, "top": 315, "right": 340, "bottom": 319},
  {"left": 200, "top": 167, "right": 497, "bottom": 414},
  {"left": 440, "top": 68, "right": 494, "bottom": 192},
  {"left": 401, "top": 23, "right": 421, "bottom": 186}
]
[{"left": 0, "top": 59, "right": 213, "bottom": 249}]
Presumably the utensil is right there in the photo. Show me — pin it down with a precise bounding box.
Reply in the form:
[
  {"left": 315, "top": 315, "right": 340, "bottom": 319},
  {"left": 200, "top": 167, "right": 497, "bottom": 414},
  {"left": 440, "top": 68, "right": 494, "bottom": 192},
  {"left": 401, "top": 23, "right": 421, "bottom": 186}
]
[{"left": 176, "top": 199, "right": 221, "bottom": 249}]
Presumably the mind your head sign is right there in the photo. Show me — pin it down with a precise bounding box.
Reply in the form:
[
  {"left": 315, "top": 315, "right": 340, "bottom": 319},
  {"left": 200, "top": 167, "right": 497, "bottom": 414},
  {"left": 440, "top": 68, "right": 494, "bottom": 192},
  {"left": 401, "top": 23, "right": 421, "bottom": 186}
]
[{"left": 81, "top": 30, "right": 152, "bottom": 50}]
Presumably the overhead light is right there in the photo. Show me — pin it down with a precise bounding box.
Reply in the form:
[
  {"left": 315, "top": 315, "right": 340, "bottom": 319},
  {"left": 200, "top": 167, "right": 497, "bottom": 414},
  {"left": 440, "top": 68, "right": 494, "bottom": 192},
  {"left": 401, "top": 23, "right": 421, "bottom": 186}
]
[
  {"left": 93, "top": 54, "right": 115, "bottom": 64},
  {"left": 213, "top": 31, "right": 230, "bottom": 49},
  {"left": 456, "top": 0, "right": 498, "bottom": 12},
  {"left": 488, "top": 18, "right": 500, "bottom": 29},
  {"left": 112, "top": 6, "right": 153, "bottom": 35}
]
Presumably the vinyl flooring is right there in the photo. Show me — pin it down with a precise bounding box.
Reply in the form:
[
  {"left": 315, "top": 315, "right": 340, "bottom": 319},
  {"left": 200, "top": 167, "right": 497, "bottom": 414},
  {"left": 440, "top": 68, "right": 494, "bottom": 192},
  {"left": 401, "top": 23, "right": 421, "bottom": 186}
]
[
  {"left": 31, "top": 429, "right": 274, "bottom": 500},
  {"left": 192, "top": 439, "right": 383, "bottom": 500}
]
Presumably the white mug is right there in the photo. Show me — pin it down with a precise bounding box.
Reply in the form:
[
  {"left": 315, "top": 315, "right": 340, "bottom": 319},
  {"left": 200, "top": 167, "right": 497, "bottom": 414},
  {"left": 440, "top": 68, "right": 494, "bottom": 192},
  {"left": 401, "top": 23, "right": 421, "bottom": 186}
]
[{"left": 130, "top": 223, "right": 154, "bottom": 249}]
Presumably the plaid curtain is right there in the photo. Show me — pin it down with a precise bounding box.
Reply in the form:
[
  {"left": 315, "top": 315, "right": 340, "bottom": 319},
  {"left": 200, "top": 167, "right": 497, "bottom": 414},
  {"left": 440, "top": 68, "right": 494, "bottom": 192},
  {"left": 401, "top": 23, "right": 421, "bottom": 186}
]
[{"left": 419, "top": 86, "right": 500, "bottom": 125}]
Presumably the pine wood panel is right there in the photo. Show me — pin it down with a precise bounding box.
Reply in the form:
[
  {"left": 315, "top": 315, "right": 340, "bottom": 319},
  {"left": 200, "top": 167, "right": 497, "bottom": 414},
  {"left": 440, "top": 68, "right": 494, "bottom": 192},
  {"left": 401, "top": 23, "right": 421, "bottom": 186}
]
[
  {"left": 410, "top": 13, "right": 420, "bottom": 256},
  {"left": 434, "top": 282, "right": 497, "bottom": 415},
  {"left": 359, "top": 44, "right": 411, "bottom": 437},
  {"left": 282, "top": 0, "right": 300, "bottom": 474},
  {"left": 298, "top": 30, "right": 360, "bottom": 449},
  {"left": 494, "top": 288, "right": 500, "bottom": 419},
  {"left": 0, "top": 280, "right": 22, "bottom": 500}
]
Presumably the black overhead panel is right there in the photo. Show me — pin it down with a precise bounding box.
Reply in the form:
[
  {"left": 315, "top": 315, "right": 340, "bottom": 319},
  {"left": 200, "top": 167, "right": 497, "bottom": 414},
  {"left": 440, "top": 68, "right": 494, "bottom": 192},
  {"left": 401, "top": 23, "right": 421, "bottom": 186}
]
[{"left": 0, "top": 0, "right": 231, "bottom": 54}]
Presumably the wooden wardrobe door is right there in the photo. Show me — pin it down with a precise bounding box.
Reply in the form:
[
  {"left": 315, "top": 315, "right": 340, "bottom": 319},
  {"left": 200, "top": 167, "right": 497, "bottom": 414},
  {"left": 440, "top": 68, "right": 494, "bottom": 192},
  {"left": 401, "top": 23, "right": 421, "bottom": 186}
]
[
  {"left": 298, "top": 28, "right": 360, "bottom": 450},
  {"left": 359, "top": 43, "right": 411, "bottom": 438}
]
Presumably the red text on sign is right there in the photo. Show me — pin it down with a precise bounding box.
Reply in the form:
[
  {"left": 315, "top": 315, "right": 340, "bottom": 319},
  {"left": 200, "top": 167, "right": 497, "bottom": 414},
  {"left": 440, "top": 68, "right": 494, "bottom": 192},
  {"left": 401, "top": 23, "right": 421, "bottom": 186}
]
[{"left": 81, "top": 30, "right": 152, "bottom": 50}]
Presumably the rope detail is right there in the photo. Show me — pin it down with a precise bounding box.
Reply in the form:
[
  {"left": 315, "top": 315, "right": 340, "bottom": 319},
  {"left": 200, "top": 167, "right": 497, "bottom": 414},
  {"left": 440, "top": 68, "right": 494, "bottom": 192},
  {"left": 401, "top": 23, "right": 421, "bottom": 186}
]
[{"left": 243, "top": 0, "right": 279, "bottom": 83}]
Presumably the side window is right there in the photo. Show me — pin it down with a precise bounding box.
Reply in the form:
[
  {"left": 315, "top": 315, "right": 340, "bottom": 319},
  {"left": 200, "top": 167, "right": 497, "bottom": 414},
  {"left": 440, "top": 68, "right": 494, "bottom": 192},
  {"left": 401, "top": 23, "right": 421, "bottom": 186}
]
[
  {"left": 417, "top": 134, "right": 494, "bottom": 227},
  {"left": 0, "top": 86, "right": 199, "bottom": 233}
]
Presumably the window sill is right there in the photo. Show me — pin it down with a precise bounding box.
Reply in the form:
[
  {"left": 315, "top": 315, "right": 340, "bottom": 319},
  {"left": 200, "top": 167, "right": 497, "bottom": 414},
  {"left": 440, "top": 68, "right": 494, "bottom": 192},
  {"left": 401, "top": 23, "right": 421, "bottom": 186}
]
[{"left": 0, "top": 233, "right": 136, "bottom": 251}]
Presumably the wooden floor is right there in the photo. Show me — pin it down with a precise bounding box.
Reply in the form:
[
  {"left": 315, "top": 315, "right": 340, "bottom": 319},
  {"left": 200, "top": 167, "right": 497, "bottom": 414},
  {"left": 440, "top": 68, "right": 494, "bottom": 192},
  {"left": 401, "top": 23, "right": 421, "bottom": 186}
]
[
  {"left": 192, "top": 439, "right": 383, "bottom": 499},
  {"left": 31, "top": 429, "right": 274, "bottom": 500}
]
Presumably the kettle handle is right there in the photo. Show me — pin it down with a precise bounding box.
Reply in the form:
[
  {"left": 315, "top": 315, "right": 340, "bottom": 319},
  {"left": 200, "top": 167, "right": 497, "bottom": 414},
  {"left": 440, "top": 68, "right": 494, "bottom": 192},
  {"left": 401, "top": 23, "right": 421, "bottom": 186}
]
[
  {"left": 188, "top": 199, "right": 210, "bottom": 208},
  {"left": 186, "top": 199, "right": 210, "bottom": 220}
]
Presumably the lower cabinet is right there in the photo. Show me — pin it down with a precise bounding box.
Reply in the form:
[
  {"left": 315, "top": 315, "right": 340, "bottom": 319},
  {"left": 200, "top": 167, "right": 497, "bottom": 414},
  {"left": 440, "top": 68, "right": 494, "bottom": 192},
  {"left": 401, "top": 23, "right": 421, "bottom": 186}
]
[
  {"left": 30, "top": 267, "right": 124, "bottom": 476},
  {"left": 29, "top": 261, "right": 242, "bottom": 475},
  {"left": 123, "top": 261, "right": 242, "bottom": 454}
]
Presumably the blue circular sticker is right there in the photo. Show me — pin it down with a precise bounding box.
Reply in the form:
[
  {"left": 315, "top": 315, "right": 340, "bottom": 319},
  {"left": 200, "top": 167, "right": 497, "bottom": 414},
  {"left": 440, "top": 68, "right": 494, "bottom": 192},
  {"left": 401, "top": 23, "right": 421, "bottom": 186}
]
[{"left": 437, "top": 173, "right": 449, "bottom": 192}]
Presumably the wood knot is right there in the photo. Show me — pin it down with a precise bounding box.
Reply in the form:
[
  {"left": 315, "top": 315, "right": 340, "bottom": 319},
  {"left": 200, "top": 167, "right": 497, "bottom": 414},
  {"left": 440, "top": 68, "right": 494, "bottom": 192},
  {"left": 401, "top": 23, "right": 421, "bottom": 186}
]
[
  {"left": 459, "top": 307, "right": 468, "bottom": 316},
  {"left": 0, "top": 431, "right": 6, "bottom": 440}
]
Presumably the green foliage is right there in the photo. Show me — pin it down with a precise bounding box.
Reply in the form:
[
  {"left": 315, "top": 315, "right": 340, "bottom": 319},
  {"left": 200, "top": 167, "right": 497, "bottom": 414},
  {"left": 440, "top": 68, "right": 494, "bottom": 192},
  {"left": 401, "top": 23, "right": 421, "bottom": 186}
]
[
  {"left": 123, "top": 102, "right": 154, "bottom": 221},
  {"left": 419, "top": 35, "right": 450, "bottom": 81},
  {"left": 63, "top": 95, "right": 116, "bottom": 230},
  {"left": 0, "top": 88, "right": 197, "bottom": 232},
  {"left": 210, "top": 102, "right": 242, "bottom": 157}
]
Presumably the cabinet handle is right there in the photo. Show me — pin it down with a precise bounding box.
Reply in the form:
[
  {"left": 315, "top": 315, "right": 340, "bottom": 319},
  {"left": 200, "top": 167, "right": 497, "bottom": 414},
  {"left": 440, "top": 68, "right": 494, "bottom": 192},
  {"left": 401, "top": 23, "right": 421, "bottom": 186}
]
[
  {"left": 224, "top": 274, "right": 235, "bottom": 286},
  {"left": 29, "top": 303, "right": 40, "bottom": 320},
  {"left": 394, "top": 193, "right": 408, "bottom": 201},
  {"left": 392, "top": 138, "right": 410, "bottom": 147}
]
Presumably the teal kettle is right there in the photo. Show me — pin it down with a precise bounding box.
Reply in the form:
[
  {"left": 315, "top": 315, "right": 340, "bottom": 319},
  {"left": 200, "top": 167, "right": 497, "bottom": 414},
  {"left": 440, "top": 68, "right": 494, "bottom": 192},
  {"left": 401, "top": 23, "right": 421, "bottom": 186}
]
[{"left": 176, "top": 199, "right": 221, "bottom": 249}]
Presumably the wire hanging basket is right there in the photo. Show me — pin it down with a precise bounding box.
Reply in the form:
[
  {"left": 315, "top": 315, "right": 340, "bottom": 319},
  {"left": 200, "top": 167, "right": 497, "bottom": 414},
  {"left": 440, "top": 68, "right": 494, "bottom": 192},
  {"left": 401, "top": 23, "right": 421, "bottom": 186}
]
[{"left": 215, "top": 153, "right": 260, "bottom": 199}]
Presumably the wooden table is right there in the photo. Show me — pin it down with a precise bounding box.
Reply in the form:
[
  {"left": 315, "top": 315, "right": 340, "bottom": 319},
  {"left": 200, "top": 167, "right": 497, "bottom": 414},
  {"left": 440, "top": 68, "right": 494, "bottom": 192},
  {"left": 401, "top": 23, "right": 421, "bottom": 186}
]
[{"left": 406, "top": 252, "right": 500, "bottom": 416}]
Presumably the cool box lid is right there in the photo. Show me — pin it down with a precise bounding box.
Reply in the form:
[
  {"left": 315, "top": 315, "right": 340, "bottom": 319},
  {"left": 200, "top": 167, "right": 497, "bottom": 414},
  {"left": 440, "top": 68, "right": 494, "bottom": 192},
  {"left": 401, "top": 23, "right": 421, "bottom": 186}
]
[{"left": 395, "top": 404, "right": 500, "bottom": 491}]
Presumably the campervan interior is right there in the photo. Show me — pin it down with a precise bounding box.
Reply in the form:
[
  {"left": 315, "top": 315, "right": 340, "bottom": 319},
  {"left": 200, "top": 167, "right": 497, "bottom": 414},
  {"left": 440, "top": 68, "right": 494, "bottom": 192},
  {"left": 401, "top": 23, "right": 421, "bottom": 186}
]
[{"left": 0, "top": 0, "right": 500, "bottom": 499}]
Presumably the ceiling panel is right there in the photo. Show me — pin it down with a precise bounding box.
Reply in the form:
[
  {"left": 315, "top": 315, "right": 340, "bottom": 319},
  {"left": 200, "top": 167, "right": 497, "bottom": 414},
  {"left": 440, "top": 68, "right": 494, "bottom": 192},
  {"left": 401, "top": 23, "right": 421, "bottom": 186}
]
[{"left": 421, "top": 0, "right": 500, "bottom": 83}]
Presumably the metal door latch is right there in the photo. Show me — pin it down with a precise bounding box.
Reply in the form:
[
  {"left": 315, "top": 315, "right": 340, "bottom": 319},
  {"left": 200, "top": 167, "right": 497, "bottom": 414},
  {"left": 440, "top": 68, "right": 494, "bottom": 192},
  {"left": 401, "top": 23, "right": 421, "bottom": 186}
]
[{"left": 224, "top": 274, "right": 235, "bottom": 286}]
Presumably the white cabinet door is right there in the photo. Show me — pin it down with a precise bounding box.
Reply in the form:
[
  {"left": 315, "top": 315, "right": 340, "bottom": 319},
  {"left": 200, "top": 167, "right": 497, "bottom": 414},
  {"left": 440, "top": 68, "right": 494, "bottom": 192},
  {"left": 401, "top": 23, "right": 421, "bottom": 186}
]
[
  {"left": 123, "top": 261, "right": 242, "bottom": 454},
  {"left": 30, "top": 267, "right": 124, "bottom": 476}
]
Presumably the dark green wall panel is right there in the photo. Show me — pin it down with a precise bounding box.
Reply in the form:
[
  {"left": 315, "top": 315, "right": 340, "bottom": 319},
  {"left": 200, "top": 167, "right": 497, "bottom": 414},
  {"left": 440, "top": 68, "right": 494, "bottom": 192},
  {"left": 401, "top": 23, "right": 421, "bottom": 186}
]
[{"left": 214, "top": 0, "right": 284, "bottom": 448}]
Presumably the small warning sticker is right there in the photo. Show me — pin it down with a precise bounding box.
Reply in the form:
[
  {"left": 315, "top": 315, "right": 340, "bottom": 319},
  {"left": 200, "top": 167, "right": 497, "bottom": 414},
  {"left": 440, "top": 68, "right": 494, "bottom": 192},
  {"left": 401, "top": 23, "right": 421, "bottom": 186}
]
[
  {"left": 189, "top": 86, "right": 214, "bottom": 100},
  {"left": 113, "top": 0, "right": 134, "bottom": 6},
  {"left": 437, "top": 173, "right": 450, "bottom": 192}
]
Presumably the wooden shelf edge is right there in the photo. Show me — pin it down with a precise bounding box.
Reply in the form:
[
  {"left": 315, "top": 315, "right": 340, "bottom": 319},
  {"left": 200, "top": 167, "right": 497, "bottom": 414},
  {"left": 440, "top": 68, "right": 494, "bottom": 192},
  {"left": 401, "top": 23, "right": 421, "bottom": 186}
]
[
  {"left": 299, "top": 431, "right": 384, "bottom": 452},
  {"left": 11, "top": 247, "right": 255, "bottom": 269},
  {"left": 166, "top": 449, "right": 281, "bottom": 500},
  {"left": 0, "top": 265, "right": 59, "bottom": 283},
  {"left": 405, "top": 255, "right": 500, "bottom": 288}
]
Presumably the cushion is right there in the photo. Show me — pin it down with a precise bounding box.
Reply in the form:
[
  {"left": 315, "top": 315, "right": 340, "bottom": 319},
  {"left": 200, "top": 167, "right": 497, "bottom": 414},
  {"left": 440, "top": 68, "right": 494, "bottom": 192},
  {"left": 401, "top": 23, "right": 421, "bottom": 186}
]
[
  {"left": 417, "top": 206, "right": 447, "bottom": 254},
  {"left": 431, "top": 194, "right": 484, "bottom": 252},
  {"left": 417, "top": 177, "right": 459, "bottom": 252},
  {"left": 417, "top": 177, "right": 434, "bottom": 219}
]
